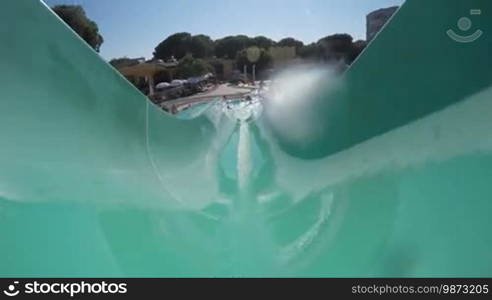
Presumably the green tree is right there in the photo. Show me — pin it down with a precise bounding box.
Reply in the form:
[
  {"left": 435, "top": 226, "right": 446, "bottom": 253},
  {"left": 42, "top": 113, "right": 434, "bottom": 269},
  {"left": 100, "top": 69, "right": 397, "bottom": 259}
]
[
  {"left": 154, "top": 69, "right": 173, "bottom": 84},
  {"left": 298, "top": 34, "right": 363, "bottom": 65},
  {"left": 190, "top": 34, "right": 215, "bottom": 58},
  {"left": 277, "top": 37, "right": 304, "bottom": 51},
  {"left": 108, "top": 57, "right": 146, "bottom": 90},
  {"left": 175, "top": 55, "right": 214, "bottom": 78},
  {"left": 250, "top": 36, "right": 275, "bottom": 49},
  {"left": 153, "top": 32, "right": 192, "bottom": 60},
  {"left": 298, "top": 42, "right": 321, "bottom": 59},
  {"left": 52, "top": 5, "right": 103, "bottom": 52},
  {"left": 318, "top": 34, "right": 353, "bottom": 53},
  {"left": 109, "top": 57, "right": 143, "bottom": 68},
  {"left": 348, "top": 40, "right": 367, "bottom": 64},
  {"left": 208, "top": 58, "right": 225, "bottom": 79},
  {"left": 215, "top": 35, "right": 250, "bottom": 59}
]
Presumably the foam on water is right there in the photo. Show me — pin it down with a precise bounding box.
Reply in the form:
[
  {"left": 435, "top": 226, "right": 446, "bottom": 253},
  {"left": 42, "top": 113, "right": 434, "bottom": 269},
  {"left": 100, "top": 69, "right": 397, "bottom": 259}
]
[{"left": 237, "top": 120, "right": 252, "bottom": 190}]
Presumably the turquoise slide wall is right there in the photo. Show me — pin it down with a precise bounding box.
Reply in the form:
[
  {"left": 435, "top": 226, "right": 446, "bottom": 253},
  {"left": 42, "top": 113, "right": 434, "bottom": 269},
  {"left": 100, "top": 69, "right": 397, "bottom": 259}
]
[{"left": 0, "top": 0, "right": 491, "bottom": 276}]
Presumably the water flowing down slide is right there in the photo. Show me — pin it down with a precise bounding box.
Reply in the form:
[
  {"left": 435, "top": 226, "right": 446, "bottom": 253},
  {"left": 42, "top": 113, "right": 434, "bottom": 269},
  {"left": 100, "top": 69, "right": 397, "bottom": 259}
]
[{"left": 0, "top": 0, "right": 491, "bottom": 276}]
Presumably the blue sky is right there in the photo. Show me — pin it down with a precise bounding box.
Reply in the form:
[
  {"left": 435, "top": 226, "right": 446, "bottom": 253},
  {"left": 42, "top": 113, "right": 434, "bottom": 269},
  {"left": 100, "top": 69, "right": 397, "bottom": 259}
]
[{"left": 44, "top": 0, "right": 405, "bottom": 60}]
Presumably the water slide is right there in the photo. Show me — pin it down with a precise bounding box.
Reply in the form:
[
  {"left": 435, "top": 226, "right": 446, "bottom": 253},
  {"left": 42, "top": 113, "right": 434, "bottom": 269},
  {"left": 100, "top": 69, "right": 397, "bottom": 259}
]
[{"left": 1, "top": 0, "right": 491, "bottom": 277}]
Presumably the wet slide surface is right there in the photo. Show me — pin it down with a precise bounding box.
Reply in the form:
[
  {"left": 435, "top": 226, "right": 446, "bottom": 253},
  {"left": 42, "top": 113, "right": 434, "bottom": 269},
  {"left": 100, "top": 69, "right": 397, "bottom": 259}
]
[{"left": 1, "top": 0, "right": 492, "bottom": 276}]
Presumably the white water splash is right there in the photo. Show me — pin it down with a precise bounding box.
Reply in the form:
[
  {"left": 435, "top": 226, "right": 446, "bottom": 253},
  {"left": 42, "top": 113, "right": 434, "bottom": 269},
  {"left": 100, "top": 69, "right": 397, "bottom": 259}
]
[
  {"left": 264, "top": 64, "right": 341, "bottom": 145},
  {"left": 237, "top": 121, "right": 252, "bottom": 190}
]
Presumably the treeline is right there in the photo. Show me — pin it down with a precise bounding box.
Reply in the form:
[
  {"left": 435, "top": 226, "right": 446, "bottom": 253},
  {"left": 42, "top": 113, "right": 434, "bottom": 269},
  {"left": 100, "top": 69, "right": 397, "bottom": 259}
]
[
  {"left": 152, "top": 32, "right": 366, "bottom": 64},
  {"left": 50, "top": 4, "right": 367, "bottom": 76},
  {"left": 52, "top": 5, "right": 104, "bottom": 52},
  {"left": 127, "top": 32, "right": 366, "bottom": 81}
]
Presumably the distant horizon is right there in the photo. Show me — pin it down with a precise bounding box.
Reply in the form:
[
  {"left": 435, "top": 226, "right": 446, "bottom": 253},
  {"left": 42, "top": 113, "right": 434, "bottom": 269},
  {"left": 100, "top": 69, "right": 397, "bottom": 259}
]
[{"left": 44, "top": 0, "right": 405, "bottom": 60}]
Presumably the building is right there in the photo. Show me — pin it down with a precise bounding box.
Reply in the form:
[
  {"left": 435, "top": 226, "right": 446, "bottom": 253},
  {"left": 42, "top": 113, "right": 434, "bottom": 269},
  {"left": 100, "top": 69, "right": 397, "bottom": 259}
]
[
  {"left": 366, "top": 6, "right": 399, "bottom": 42},
  {"left": 115, "top": 59, "right": 178, "bottom": 96}
]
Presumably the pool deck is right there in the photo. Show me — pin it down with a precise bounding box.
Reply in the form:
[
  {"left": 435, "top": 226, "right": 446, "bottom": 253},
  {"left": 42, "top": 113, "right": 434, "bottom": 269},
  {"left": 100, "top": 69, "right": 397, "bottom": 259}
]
[{"left": 161, "top": 83, "right": 255, "bottom": 110}]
